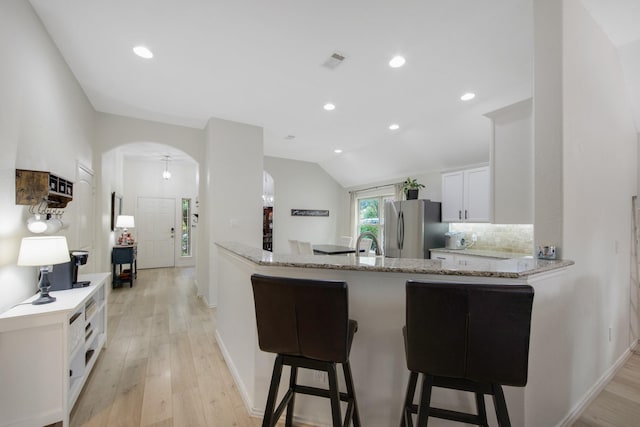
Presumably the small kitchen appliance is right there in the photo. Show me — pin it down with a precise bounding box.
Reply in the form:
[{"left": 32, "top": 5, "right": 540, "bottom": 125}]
[
  {"left": 444, "top": 231, "right": 466, "bottom": 250},
  {"left": 49, "top": 250, "right": 91, "bottom": 291}
]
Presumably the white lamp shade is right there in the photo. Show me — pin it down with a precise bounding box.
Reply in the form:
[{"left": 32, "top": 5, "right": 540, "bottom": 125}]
[
  {"left": 115, "top": 215, "right": 135, "bottom": 229},
  {"left": 17, "top": 236, "right": 70, "bottom": 266}
]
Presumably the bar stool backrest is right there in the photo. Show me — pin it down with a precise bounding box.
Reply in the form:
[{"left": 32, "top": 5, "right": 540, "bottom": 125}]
[
  {"left": 251, "top": 274, "right": 350, "bottom": 363},
  {"left": 405, "top": 281, "right": 534, "bottom": 387}
]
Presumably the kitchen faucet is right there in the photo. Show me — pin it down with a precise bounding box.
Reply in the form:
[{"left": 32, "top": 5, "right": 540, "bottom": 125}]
[{"left": 355, "top": 231, "right": 383, "bottom": 257}]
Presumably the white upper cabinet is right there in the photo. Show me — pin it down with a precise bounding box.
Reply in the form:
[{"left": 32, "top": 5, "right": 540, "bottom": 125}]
[
  {"left": 441, "top": 166, "right": 490, "bottom": 222},
  {"left": 442, "top": 171, "right": 464, "bottom": 221},
  {"left": 485, "top": 98, "right": 533, "bottom": 224}
]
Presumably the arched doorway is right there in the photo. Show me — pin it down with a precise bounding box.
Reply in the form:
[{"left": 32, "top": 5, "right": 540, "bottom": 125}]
[{"left": 102, "top": 142, "right": 200, "bottom": 270}]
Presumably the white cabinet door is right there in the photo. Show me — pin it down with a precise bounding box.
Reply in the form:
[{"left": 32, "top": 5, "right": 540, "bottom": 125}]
[
  {"left": 441, "top": 171, "right": 464, "bottom": 222},
  {"left": 441, "top": 166, "right": 490, "bottom": 223},
  {"left": 465, "top": 167, "right": 491, "bottom": 222}
]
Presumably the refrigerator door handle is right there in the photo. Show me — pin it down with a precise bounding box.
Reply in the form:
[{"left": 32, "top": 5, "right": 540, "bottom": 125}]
[
  {"left": 399, "top": 211, "right": 405, "bottom": 250},
  {"left": 396, "top": 213, "right": 402, "bottom": 249}
]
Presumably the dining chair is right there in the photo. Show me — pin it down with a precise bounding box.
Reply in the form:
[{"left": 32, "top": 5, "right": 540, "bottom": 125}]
[
  {"left": 297, "top": 241, "right": 314, "bottom": 255},
  {"left": 339, "top": 236, "right": 353, "bottom": 247},
  {"left": 358, "top": 237, "right": 373, "bottom": 254}
]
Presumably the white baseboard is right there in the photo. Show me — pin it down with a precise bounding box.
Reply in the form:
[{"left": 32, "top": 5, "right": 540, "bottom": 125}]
[
  {"left": 215, "top": 330, "right": 338, "bottom": 427},
  {"left": 557, "top": 341, "right": 638, "bottom": 427},
  {"left": 215, "top": 330, "right": 255, "bottom": 414}
]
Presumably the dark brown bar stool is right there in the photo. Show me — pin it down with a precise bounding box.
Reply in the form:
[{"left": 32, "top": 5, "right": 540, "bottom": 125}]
[
  {"left": 400, "top": 281, "right": 534, "bottom": 427},
  {"left": 251, "top": 274, "right": 361, "bottom": 427}
]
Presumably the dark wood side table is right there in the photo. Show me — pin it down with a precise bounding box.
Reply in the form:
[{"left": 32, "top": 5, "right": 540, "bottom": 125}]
[{"left": 112, "top": 245, "right": 137, "bottom": 288}]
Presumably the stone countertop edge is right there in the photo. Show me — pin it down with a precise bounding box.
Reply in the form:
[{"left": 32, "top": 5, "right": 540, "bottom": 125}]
[{"left": 216, "top": 242, "right": 574, "bottom": 279}]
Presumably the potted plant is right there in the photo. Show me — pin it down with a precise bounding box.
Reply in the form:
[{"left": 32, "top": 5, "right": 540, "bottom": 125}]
[{"left": 402, "top": 177, "right": 425, "bottom": 200}]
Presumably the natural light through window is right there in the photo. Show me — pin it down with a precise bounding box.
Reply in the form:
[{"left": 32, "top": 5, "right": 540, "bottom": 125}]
[
  {"left": 181, "top": 198, "right": 191, "bottom": 257},
  {"left": 357, "top": 193, "right": 395, "bottom": 252}
]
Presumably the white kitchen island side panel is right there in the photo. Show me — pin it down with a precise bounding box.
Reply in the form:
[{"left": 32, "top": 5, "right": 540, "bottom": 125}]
[{"left": 214, "top": 246, "right": 560, "bottom": 427}]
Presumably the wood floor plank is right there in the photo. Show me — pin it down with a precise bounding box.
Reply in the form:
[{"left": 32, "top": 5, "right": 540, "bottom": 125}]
[{"left": 573, "top": 350, "right": 640, "bottom": 427}]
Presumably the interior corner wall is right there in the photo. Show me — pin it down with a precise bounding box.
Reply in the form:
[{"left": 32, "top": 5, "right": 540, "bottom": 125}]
[
  {"left": 264, "top": 156, "right": 347, "bottom": 253},
  {"left": 206, "top": 117, "right": 263, "bottom": 306},
  {"left": 0, "top": 0, "right": 95, "bottom": 314},
  {"left": 563, "top": 0, "right": 637, "bottom": 411},
  {"left": 525, "top": 1, "right": 639, "bottom": 425}
]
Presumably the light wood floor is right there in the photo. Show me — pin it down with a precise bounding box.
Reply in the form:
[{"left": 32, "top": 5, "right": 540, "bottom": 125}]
[
  {"left": 71, "top": 267, "right": 264, "bottom": 427},
  {"left": 572, "top": 350, "right": 640, "bottom": 427}
]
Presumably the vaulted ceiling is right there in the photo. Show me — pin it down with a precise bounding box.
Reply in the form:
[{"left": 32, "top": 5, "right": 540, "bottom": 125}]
[{"left": 28, "top": 1, "right": 639, "bottom": 188}]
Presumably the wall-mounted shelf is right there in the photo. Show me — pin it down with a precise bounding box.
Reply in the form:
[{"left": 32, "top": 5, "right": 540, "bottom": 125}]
[{"left": 15, "top": 168, "right": 73, "bottom": 208}]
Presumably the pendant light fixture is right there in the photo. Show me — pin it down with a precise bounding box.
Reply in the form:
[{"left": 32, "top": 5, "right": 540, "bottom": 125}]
[{"left": 162, "top": 155, "right": 172, "bottom": 180}]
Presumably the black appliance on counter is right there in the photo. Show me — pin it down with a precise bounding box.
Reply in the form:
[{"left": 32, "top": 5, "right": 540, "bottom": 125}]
[{"left": 49, "top": 250, "right": 91, "bottom": 291}]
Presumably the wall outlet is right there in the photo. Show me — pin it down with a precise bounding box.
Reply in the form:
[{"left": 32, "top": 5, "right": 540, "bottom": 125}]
[{"left": 471, "top": 233, "right": 477, "bottom": 242}]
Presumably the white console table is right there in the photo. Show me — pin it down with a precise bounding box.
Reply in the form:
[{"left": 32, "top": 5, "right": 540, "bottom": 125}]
[{"left": 0, "top": 272, "right": 109, "bottom": 427}]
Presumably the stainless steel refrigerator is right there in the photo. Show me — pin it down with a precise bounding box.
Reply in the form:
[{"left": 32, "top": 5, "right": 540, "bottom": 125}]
[{"left": 384, "top": 200, "right": 448, "bottom": 259}]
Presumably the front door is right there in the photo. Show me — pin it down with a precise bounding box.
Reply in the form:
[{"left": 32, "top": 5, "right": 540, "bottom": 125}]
[{"left": 136, "top": 197, "right": 175, "bottom": 269}]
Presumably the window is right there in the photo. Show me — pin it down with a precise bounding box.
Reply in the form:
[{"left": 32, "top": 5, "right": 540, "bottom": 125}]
[
  {"left": 181, "top": 198, "right": 191, "bottom": 257},
  {"left": 356, "top": 193, "right": 396, "bottom": 252}
]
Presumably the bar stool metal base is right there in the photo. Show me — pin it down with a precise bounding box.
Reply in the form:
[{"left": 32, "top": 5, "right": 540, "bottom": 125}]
[
  {"left": 262, "top": 354, "right": 361, "bottom": 427},
  {"left": 400, "top": 372, "right": 510, "bottom": 427}
]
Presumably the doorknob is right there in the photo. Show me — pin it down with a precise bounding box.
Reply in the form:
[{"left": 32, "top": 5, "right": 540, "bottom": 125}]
[{"left": 170, "top": 227, "right": 175, "bottom": 238}]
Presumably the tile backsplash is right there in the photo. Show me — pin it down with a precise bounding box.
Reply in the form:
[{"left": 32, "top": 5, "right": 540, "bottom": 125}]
[{"left": 449, "top": 223, "right": 534, "bottom": 254}]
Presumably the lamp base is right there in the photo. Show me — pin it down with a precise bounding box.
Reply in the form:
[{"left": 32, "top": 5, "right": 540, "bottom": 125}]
[
  {"left": 32, "top": 294, "right": 56, "bottom": 305},
  {"left": 33, "top": 268, "right": 56, "bottom": 305}
]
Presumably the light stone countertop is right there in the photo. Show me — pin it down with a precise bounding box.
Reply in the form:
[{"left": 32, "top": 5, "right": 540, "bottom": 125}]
[
  {"left": 430, "top": 247, "right": 532, "bottom": 259},
  {"left": 216, "top": 242, "right": 574, "bottom": 279}
]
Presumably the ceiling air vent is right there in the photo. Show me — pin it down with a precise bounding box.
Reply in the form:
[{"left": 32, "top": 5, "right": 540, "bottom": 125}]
[{"left": 322, "top": 52, "right": 346, "bottom": 70}]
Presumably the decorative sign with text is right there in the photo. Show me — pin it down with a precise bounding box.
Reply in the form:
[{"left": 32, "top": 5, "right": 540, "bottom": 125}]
[{"left": 291, "top": 209, "right": 329, "bottom": 217}]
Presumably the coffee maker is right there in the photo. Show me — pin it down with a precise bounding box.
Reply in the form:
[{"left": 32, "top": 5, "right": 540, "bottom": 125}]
[{"left": 49, "top": 250, "right": 91, "bottom": 291}]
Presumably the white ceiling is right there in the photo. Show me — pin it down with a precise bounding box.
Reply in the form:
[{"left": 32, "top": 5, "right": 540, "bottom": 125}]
[{"left": 34, "top": 0, "right": 631, "bottom": 189}]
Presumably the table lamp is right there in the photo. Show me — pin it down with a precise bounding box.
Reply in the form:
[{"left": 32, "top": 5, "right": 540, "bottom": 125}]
[
  {"left": 17, "top": 236, "right": 70, "bottom": 305},
  {"left": 115, "top": 215, "right": 135, "bottom": 244}
]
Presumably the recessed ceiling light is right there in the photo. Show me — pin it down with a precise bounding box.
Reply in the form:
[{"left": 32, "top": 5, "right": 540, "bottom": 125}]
[
  {"left": 323, "top": 103, "right": 336, "bottom": 111},
  {"left": 389, "top": 124, "right": 400, "bottom": 130},
  {"left": 334, "top": 149, "right": 343, "bottom": 154},
  {"left": 389, "top": 56, "right": 406, "bottom": 68},
  {"left": 133, "top": 45, "right": 153, "bottom": 59},
  {"left": 460, "top": 92, "right": 476, "bottom": 101}
]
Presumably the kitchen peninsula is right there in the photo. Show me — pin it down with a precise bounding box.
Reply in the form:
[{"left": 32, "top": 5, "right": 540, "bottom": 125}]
[{"left": 215, "top": 242, "right": 573, "bottom": 427}]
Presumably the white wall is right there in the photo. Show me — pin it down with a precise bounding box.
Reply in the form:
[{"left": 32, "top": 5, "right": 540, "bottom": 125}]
[
  {"left": 206, "top": 117, "right": 263, "bottom": 306},
  {"left": 264, "top": 156, "right": 348, "bottom": 253},
  {"left": 564, "top": 0, "right": 638, "bottom": 413},
  {"left": 0, "top": 0, "right": 95, "bottom": 314},
  {"left": 525, "top": 1, "right": 638, "bottom": 425},
  {"left": 123, "top": 158, "right": 198, "bottom": 267}
]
